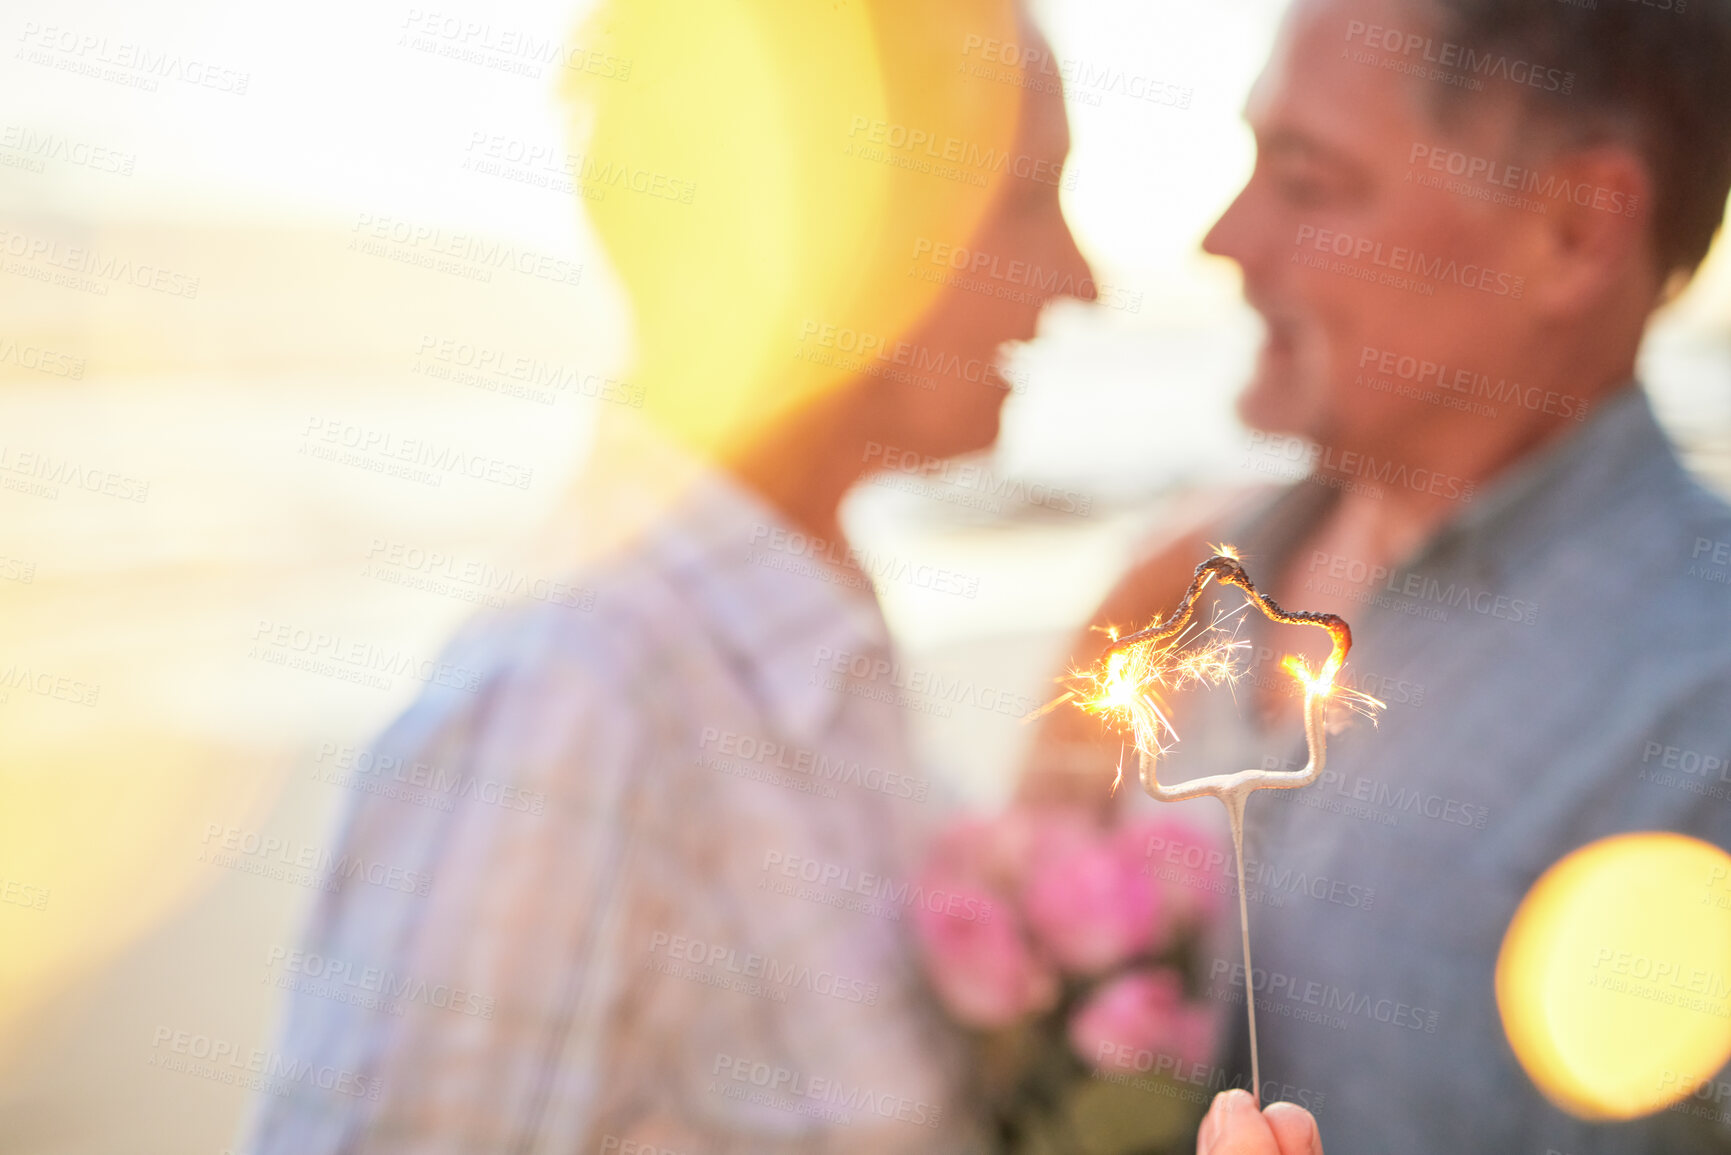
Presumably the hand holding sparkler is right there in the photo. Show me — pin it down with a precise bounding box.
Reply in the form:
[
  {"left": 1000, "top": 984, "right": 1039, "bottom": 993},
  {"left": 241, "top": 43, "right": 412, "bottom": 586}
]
[
  {"left": 1198, "top": 1089, "right": 1324, "bottom": 1155},
  {"left": 1062, "top": 548, "right": 1381, "bottom": 1107}
]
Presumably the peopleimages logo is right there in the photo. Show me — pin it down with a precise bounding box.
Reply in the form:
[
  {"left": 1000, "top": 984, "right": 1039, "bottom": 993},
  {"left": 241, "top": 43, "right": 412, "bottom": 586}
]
[
  {"left": 747, "top": 523, "right": 981, "bottom": 600},
  {"left": 398, "top": 10, "right": 632, "bottom": 81},
  {"left": 414, "top": 336, "right": 645, "bottom": 408},
  {"left": 909, "top": 235, "right": 1090, "bottom": 295},
  {"left": 1343, "top": 20, "right": 1574, "bottom": 94},
  {"left": 0, "top": 876, "right": 50, "bottom": 911},
  {"left": 908, "top": 237, "right": 1140, "bottom": 313},
  {"left": 1407, "top": 143, "right": 1639, "bottom": 217},
  {"left": 0, "top": 226, "right": 201, "bottom": 298},
  {"left": 0, "top": 336, "right": 85, "bottom": 380},
  {"left": 959, "top": 34, "right": 1194, "bottom": 111},
  {"left": 313, "top": 740, "right": 546, "bottom": 814},
  {"left": 149, "top": 1027, "right": 382, "bottom": 1099},
  {"left": 0, "top": 125, "right": 136, "bottom": 176},
  {"left": 809, "top": 644, "right": 1039, "bottom": 721},
  {"left": 1239, "top": 644, "right": 1425, "bottom": 709},
  {"left": 710, "top": 1053, "right": 945, "bottom": 1128},
  {"left": 647, "top": 931, "right": 881, "bottom": 1006},
  {"left": 1142, "top": 830, "right": 1377, "bottom": 912},
  {"left": 1357, "top": 345, "right": 1589, "bottom": 423},
  {"left": 1295, "top": 226, "right": 1524, "bottom": 298},
  {"left": 16, "top": 22, "right": 251, "bottom": 95},
  {"left": 264, "top": 945, "right": 495, "bottom": 1019},
  {"left": 364, "top": 536, "right": 595, "bottom": 612},
  {"left": 462, "top": 131, "right": 695, "bottom": 206},
  {"left": 1091, "top": 1051, "right": 1328, "bottom": 1115},
  {"left": 796, "top": 320, "right": 1012, "bottom": 394},
  {"left": 864, "top": 440, "right": 1093, "bottom": 517},
  {"left": 201, "top": 823, "right": 435, "bottom": 896},
  {"left": 301, "top": 417, "right": 535, "bottom": 491},
  {"left": 1245, "top": 431, "right": 1478, "bottom": 503},
  {"left": 1261, "top": 756, "right": 1490, "bottom": 830},
  {"left": 698, "top": 726, "right": 930, "bottom": 802},
  {"left": 0, "top": 444, "right": 150, "bottom": 502},
  {"left": 1586, "top": 947, "right": 1731, "bottom": 1017},
  {"left": 347, "top": 213, "right": 583, "bottom": 287},
  {"left": 0, "top": 661, "right": 100, "bottom": 707},
  {"left": 251, "top": 618, "right": 484, "bottom": 694},
  {"left": 844, "top": 116, "right": 1075, "bottom": 189},
  {"left": 759, "top": 849, "right": 994, "bottom": 924},
  {"left": 1207, "top": 959, "right": 1440, "bottom": 1034},
  {"left": 1304, "top": 547, "right": 1540, "bottom": 627}
]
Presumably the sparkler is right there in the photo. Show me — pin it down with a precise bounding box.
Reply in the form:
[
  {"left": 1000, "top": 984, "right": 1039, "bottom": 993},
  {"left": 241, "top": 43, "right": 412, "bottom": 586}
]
[{"left": 1069, "top": 548, "right": 1381, "bottom": 1105}]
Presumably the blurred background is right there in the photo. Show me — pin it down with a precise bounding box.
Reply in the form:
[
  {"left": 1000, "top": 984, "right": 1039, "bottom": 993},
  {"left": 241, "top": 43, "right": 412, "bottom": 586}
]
[{"left": 1, "top": 0, "right": 1727, "bottom": 1151}]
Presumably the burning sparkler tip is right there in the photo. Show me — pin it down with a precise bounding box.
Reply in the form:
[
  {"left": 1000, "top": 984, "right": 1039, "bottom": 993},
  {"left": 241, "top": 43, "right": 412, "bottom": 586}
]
[{"left": 1068, "top": 549, "right": 1384, "bottom": 776}]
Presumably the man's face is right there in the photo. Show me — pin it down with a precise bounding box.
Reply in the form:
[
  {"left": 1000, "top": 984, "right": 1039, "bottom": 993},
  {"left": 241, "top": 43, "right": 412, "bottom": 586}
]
[
  {"left": 1203, "top": 0, "right": 1537, "bottom": 454},
  {"left": 884, "top": 58, "right": 1094, "bottom": 459}
]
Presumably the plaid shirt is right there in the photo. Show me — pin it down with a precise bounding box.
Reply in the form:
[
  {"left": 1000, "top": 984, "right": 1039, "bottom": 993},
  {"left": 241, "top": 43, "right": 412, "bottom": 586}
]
[{"left": 245, "top": 472, "right": 979, "bottom": 1155}]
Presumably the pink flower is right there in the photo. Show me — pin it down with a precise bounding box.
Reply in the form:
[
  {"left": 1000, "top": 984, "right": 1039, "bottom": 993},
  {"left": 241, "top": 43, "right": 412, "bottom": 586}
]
[
  {"left": 914, "top": 878, "right": 1056, "bottom": 1029},
  {"left": 1067, "top": 969, "right": 1219, "bottom": 1073},
  {"left": 924, "top": 805, "right": 1066, "bottom": 896},
  {"left": 1022, "top": 815, "right": 1161, "bottom": 976},
  {"left": 1117, "top": 812, "right": 1226, "bottom": 929},
  {"left": 913, "top": 809, "right": 1088, "bottom": 1029}
]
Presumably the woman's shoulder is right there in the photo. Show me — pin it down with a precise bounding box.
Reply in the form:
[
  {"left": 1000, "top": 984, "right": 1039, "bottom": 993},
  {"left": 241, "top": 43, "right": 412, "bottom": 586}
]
[{"left": 382, "top": 548, "right": 693, "bottom": 751}]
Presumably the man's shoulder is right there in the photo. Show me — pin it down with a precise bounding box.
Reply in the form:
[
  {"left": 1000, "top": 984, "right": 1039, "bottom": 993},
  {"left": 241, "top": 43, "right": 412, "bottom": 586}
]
[
  {"left": 1618, "top": 468, "right": 1731, "bottom": 648},
  {"left": 1667, "top": 470, "right": 1731, "bottom": 585}
]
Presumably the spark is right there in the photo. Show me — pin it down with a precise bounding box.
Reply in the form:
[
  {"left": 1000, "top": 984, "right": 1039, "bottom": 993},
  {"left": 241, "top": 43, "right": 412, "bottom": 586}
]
[
  {"left": 1283, "top": 653, "right": 1384, "bottom": 724},
  {"left": 1069, "top": 603, "right": 1252, "bottom": 786}
]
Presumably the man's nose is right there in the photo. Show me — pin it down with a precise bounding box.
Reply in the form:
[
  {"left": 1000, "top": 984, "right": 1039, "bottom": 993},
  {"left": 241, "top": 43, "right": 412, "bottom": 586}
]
[{"left": 1202, "top": 182, "right": 1255, "bottom": 266}]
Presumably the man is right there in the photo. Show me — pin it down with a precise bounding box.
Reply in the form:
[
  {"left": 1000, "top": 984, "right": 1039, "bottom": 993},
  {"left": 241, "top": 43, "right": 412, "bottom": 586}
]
[
  {"left": 245, "top": 2, "right": 1093, "bottom": 1152},
  {"left": 1027, "top": 0, "right": 1731, "bottom": 1151}
]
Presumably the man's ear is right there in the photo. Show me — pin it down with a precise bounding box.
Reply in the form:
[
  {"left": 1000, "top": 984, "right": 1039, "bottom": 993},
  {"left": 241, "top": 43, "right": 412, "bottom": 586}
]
[{"left": 1521, "top": 143, "right": 1658, "bottom": 316}]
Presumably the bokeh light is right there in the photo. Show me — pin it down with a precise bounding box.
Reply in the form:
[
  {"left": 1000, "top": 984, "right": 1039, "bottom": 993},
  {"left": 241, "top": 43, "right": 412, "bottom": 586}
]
[
  {"left": 1497, "top": 832, "right": 1731, "bottom": 1120},
  {"left": 562, "top": 0, "right": 1020, "bottom": 456}
]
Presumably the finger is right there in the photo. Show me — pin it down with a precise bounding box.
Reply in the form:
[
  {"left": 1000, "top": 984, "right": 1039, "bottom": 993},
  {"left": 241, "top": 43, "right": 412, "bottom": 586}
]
[
  {"left": 1263, "top": 1101, "right": 1323, "bottom": 1155},
  {"left": 1198, "top": 1089, "right": 1279, "bottom": 1155}
]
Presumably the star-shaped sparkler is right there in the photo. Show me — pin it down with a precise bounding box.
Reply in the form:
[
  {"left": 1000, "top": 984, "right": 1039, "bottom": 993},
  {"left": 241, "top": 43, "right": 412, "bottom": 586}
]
[{"left": 1063, "top": 547, "right": 1382, "bottom": 1104}]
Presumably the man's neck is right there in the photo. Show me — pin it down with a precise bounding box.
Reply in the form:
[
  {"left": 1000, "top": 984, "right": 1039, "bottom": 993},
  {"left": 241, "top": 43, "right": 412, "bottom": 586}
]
[{"left": 1276, "top": 375, "right": 1634, "bottom": 613}]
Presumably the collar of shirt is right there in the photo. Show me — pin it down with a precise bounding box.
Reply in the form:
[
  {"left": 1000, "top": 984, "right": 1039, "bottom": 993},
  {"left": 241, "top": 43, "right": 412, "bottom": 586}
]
[
  {"left": 1240, "top": 382, "right": 1669, "bottom": 590},
  {"left": 1406, "top": 383, "right": 1672, "bottom": 586},
  {"left": 642, "top": 469, "right": 896, "bottom": 748}
]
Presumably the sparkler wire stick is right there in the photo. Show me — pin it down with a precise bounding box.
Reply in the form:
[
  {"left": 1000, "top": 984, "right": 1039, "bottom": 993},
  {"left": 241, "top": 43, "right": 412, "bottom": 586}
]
[{"left": 1094, "top": 552, "right": 1359, "bottom": 1107}]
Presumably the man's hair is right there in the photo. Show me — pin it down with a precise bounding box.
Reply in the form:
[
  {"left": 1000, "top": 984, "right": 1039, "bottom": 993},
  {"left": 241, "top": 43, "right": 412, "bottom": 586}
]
[{"left": 1419, "top": 0, "right": 1731, "bottom": 284}]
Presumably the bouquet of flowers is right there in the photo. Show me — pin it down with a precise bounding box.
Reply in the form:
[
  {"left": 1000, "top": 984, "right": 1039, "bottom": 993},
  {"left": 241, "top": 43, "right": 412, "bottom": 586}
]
[{"left": 913, "top": 806, "right": 1225, "bottom": 1155}]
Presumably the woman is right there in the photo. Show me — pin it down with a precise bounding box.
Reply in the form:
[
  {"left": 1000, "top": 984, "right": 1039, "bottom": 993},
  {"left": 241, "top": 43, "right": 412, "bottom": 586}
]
[{"left": 245, "top": 2, "right": 1095, "bottom": 1152}]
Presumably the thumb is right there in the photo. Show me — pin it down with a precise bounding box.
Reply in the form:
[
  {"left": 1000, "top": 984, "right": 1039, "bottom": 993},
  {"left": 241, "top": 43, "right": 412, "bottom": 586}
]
[
  {"left": 1197, "top": 1090, "right": 1278, "bottom": 1155},
  {"left": 1264, "top": 1101, "right": 1323, "bottom": 1155}
]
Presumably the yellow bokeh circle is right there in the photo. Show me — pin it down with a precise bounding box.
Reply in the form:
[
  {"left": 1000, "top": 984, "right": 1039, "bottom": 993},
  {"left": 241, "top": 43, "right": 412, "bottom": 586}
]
[{"left": 1497, "top": 832, "right": 1731, "bottom": 1120}]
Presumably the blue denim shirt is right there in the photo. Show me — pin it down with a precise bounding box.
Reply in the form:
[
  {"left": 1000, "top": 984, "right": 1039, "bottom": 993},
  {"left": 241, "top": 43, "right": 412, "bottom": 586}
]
[{"left": 1154, "top": 386, "right": 1731, "bottom": 1154}]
